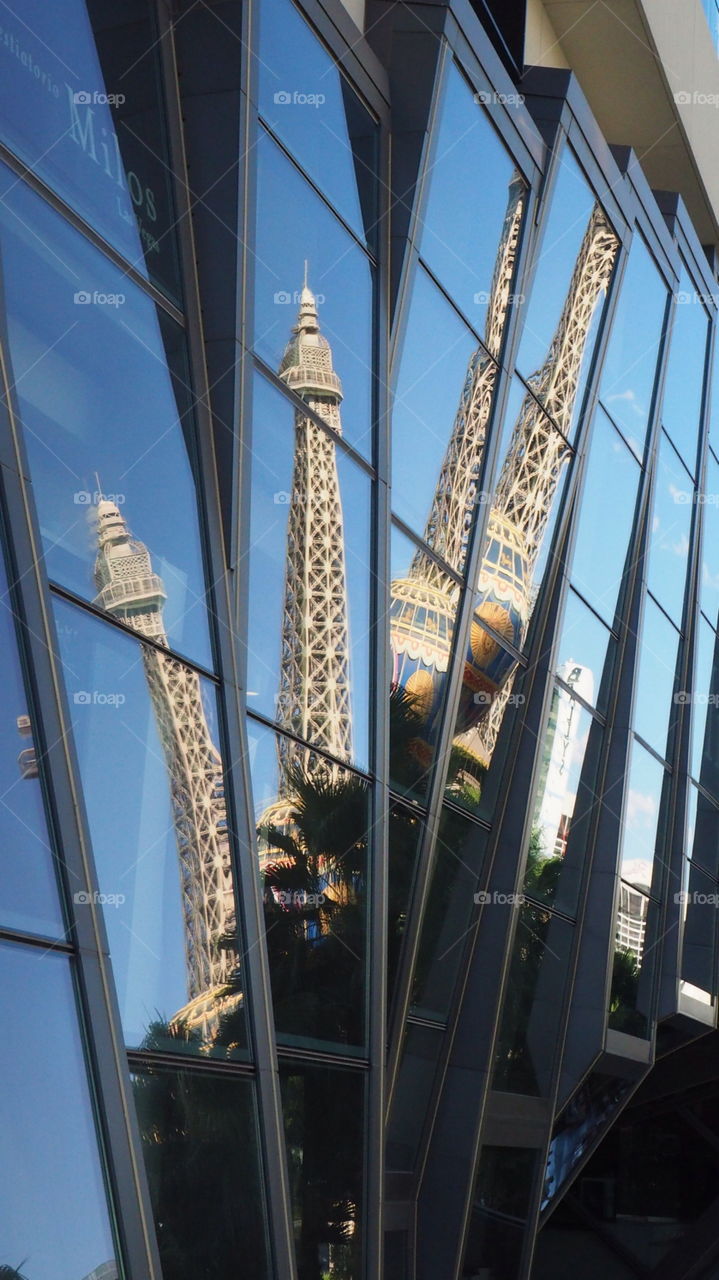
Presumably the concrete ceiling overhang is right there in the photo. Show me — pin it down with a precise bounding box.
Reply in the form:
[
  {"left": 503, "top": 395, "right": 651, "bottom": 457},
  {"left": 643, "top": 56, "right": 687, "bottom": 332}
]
[{"left": 538, "top": 0, "right": 719, "bottom": 247}]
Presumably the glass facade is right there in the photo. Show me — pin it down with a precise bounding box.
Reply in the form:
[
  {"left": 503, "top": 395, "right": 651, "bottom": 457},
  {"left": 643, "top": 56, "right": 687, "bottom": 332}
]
[{"left": 1, "top": 2, "right": 719, "bottom": 1279}]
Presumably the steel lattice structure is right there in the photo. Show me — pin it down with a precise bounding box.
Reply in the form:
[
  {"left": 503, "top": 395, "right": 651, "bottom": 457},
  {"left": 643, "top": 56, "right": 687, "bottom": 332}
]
[
  {"left": 411, "top": 173, "right": 526, "bottom": 592},
  {"left": 274, "top": 277, "right": 353, "bottom": 785},
  {"left": 93, "top": 502, "right": 237, "bottom": 1014}
]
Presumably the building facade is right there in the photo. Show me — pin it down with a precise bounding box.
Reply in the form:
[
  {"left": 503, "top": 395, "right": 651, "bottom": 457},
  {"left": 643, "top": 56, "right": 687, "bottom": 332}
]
[{"left": 2, "top": 1, "right": 719, "bottom": 1278}]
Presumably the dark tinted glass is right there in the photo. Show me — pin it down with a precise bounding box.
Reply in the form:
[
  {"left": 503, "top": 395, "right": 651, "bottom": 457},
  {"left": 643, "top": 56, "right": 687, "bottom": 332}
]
[
  {"left": 386, "top": 1022, "right": 443, "bottom": 1170},
  {"left": 387, "top": 800, "right": 424, "bottom": 1013},
  {"left": 55, "top": 599, "right": 248, "bottom": 1058},
  {"left": 0, "top": 943, "right": 117, "bottom": 1278},
  {"left": 610, "top": 884, "right": 658, "bottom": 1036},
  {"left": 133, "top": 1066, "right": 270, "bottom": 1279}
]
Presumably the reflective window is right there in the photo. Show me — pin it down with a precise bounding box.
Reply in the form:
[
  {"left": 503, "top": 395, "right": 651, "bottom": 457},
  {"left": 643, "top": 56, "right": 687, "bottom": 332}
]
[
  {"left": 392, "top": 265, "right": 482, "bottom": 544},
  {"left": 700, "top": 451, "right": 719, "bottom": 629},
  {"left": 386, "top": 1022, "right": 442, "bottom": 1170},
  {"left": 0, "top": 943, "right": 117, "bottom": 1279},
  {"left": 248, "top": 717, "right": 370, "bottom": 1053},
  {"left": 662, "top": 268, "right": 710, "bottom": 474},
  {"left": 598, "top": 232, "right": 667, "bottom": 457},
  {"left": 257, "top": 0, "right": 378, "bottom": 246},
  {"left": 389, "top": 524, "right": 459, "bottom": 801},
  {"left": 133, "top": 1066, "right": 270, "bottom": 1278},
  {"left": 555, "top": 588, "right": 613, "bottom": 714},
  {"left": 464, "top": 1147, "right": 536, "bottom": 1280},
  {"left": 710, "top": 332, "right": 719, "bottom": 454},
  {"left": 516, "top": 149, "right": 618, "bottom": 440},
  {"left": 609, "top": 886, "right": 657, "bottom": 1036},
  {"left": 55, "top": 599, "right": 247, "bottom": 1059},
  {"left": 524, "top": 688, "right": 601, "bottom": 917},
  {"left": 0, "top": 543, "right": 63, "bottom": 939},
  {"left": 679, "top": 856, "right": 717, "bottom": 1005},
  {"left": 542, "top": 1075, "right": 631, "bottom": 1210},
  {"left": 689, "top": 782, "right": 719, "bottom": 880},
  {"left": 571, "top": 408, "right": 640, "bottom": 625},
  {"left": 0, "top": 1, "right": 179, "bottom": 295},
  {"left": 387, "top": 800, "right": 424, "bottom": 1013},
  {"left": 492, "top": 904, "right": 574, "bottom": 1095},
  {"left": 420, "top": 60, "right": 526, "bottom": 336},
  {"left": 411, "top": 807, "right": 487, "bottom": 1020},
  {"left": 247, "top": 373, "right": 371, "bottom": 772},
  {"left": 690, "top": 615, "right": 719, "bottom": 799},
  {"left": 253, "top": 128, "right": 374, "bottom": 458},
  {"left": 280, "top": 1063, "right": 364, "bottom": 1280},
  {"left": 619, "top": 739, "right": 667, "bottom": 896},
  {"left": 633, "top": 597, "right": 680, "bottom": 759},
  {"left": 0, "top": 170, "right": 212, "bottom": 668},
  {"left": 646, "top": 432, "right": 693, "bottom": 627}
]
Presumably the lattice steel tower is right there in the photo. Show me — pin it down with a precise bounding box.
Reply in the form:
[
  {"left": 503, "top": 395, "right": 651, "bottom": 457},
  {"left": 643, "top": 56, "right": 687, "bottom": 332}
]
[
  {"left": 93, "top": 500, "right": 237, "bottom": 1012},
  {"left": 274, "top": 273, "right": 353, "bottom": 782}
]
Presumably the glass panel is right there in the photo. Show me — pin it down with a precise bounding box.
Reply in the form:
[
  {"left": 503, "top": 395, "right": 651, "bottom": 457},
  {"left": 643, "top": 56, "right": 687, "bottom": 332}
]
[
  {"left": 253, "top": 128, "right": 374, "bottom": 458},
  {"left": 0, "top": 169, "right": 212, "bottom": 668},
  {"left": 257, "top": 0, "right": 378, "bottom": 246},
  {"left": 646, "top": 432, "right": 693, "bottom": 627},
  {"left": 571, "top": 407, "right": 641, "bottom": 625},
  {"left": 442, "top": 628, "right": 521, "bottom": 818},
  {"left": 0, "top": 943, "right": 117, "bottom": 1279},
  {"left": 475, "top": 1146, "right": 536, "bottom": 1218},
  {"left": 555, "top": 588, "right": 613, "bottom": 715},
  {"left": 619, "top": 739, "right": 667, "bottom": 897},
  {"left": 524, "top": 687, "right": 602, "bottom": 917},
  {"left": 516, "top": 148, "right": 618, "bottom": 440},
  {"left": 420, "top": 60, "right": 526, "bottom": 335},
  {"left": 248, "top": 717, "right": 370, "bottom": 1053},
  {"left": 542, "top": 1074, "right": 631, "bottom": 1210},
  {"left": 386, "top": 1022, "right": 443, "bottom": 1171},
  {"left": 662, "top": 267, "right": 710, "bottom": 474},
  {"left": 598, "top": 232, "right": 667, "bottom": 458},
  {"left": 389, "top": 523, "right": 458, "bottom": 801},
  {"left": 492, "top": 905, "right": 574, "bottom": 1096},
  {"left": 610, "top": 884, "right": 658, "bottom": 1036},
  {"left": 411, "top": 807, "right": 488, "bottom": 1020},
  {"left": 689, "top": 782, "right": 719, "bottom": 880},
  {"left": 132, "top": 1066, "right": 270, "bottom": 1278},
  {"left": 633, "top": 596, "right": 680, "bottom": 760},
  {"left": 280, "top": 1063, "right": 364, "bottom": 1280},
  {"left": 55, "top": 599, "right": 247, "bottom": 1059},
  {"left": 247, "top": 373, "right": 371, "bottom": 772},
  {"left": 690, "top": 614, "right": 719, "bottom": 798},
  {"left": 387, "top": 800, "right": 424, "bottom": 1013},
  {"left": 679, "top": 857, "right": 717, "bottom": 1005},
  {"left": 710, "top": 331, "right": 719, "bottom": 454},
  {"left": 700, "top": 451, "right": 719, "bottom": 629},
  {"left": 0, "top": 1, "right": 179, "bottom": 295},
  {"left": 0, "top": 543, "right": 63, "bottom": 938},
  {"left": 391, "top": 264, "right": 484, "bottom": 546}
]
